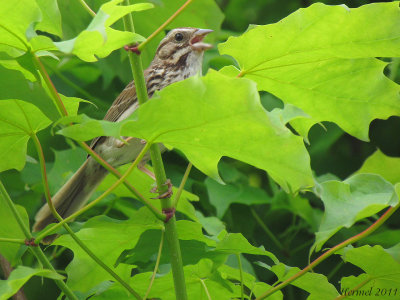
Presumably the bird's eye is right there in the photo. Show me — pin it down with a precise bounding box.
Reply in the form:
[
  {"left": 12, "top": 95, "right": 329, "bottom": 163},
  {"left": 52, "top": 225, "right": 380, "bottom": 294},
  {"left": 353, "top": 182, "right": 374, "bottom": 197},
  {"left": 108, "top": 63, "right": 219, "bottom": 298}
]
[{"left": 174, "top": 32, "right": 184, "bottom": 42}]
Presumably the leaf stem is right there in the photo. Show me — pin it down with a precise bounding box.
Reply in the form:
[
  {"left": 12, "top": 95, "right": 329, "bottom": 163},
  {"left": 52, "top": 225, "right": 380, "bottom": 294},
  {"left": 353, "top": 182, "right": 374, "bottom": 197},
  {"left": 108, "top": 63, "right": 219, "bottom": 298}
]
[
  {"left": 255, "top": 203, "right": 400, "bottom": 300},
  {"left": 143, "top": 229, "right": 165, "bottom": 300},
  {"left": 199, "top": 279, "right": 212, "bottom": 300},
  {"left": 122, "top": 2, "right": 188, "bottom": 298},
  {"left": 250, "top": 208, "right": 284, "bottom": 251},
  {"left": 77, "top": 0, "right": 96, "bottom": 17},
  {"left": 35, "top": 142, "right": 152, "bottom": 243},
  {"left": 62, "top": 224, "right": 142, "bottom": 299},
  {"left": 33, "top": 55, "right": 68, "bottom": 117},
  {"left": 137, "top": 0, "right": 194, "bottom": 51},
  {"left": 0, "top": 181, "right": 78, "bottom": 300},
  {"left": 0, "top": 238, "right": 25, "bottom": 244},
  {"left": 236, "top": 254, "right": 244, "bottom": 300},
  {"left": 77, "top": 141, "right": 165, "bottom": 221},
  {"left": 172, "top": 162, "right": 192, "bottom": 208},
  {"left": 32, "top": 133, "right": 141, "bottom": 298}
]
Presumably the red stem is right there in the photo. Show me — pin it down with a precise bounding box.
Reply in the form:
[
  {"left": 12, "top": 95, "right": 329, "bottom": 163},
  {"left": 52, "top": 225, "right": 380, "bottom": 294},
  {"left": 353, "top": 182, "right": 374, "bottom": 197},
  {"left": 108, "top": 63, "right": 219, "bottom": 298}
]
[{"left": 255, "top": 204, "right": 400, "bottom": 299}]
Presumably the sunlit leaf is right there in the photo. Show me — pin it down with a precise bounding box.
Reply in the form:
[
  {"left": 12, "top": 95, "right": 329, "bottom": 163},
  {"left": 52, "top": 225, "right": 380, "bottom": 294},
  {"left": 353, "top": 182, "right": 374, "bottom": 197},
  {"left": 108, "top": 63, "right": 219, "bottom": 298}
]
[
  {"left": 53, "top": 209, "right": 162, "bottom": 292},
  {"left": 340, "top": 245, "right": 400, "bottom": 298},
  {"left": 267, "top": 263, "right": 339, "bottom": 299},
  {"left": 219, "top": 2, "right": 400, "bottom": 140},
  {"left": 0, "top": 100, "right": 51, "bottom": 172},
  {"left": 35, "top": 0, "right": 62, "bottom": 37},
  {"left": 356, "top": 149, "right": 400, "bottom": 184},
  {"left": 206, "top": 177, "right": 271, "bottom": 218},
  {"left": 58, "top": 72, "right": 314, "bottom": 192},
  {"left": 54, "top": 0, "right": 152, "bottom": 61}
]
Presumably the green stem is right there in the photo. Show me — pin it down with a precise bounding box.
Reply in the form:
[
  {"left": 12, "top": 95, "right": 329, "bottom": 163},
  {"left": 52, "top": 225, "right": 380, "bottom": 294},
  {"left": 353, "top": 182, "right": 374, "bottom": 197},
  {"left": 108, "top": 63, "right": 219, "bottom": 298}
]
[
  {"left": 199, "top": 279, "right": 212, "bottom": 300},
  {"left": 255, "top": 203, "right": 400, "bottom": 300},
  {"left": 77, "top": 0, "right": 96, "bottom": 17},
  {"left": 31, "top": 134, "right": 64, "bottom": 222},
  {"left": 35, "top": 142, "right": 152, "bottom": 243},
  {"left": 0, "top": 181, "right": 78, "bottom": 300},
  {"left": 63, "top": 225, "right": 141, "bottom": 299},
  {"left": 236, "top": 254, "right": 244, "bottom": 300},
  {"left": 77, "top": 141, "right": 165, "bottom": 221},
  {"left": 137, "top": 0, "right": 194, "bottom": 51},
  {"left": 122, "top": 2, "right": 188, "bottom": 299},
  {"left": 172, "top": 163, "right": 192, "bottom": 208},
  {"left": 33, "top": 55, "right": 68, "bottom": 117},
  {"left": 43, "top": 61, "right": 101, "bottom": 104},
  {"left": 32, "top": 133, "right": 141, "bottom": 298},
  {"left": 0, "top": 238, "right": 25, "bottom": 244},
  {"left": 250, "top": 208, "right": 284, "bottom": 251},
  {"left": 143, "top": 229, "right": 165, "bottom": 300}
]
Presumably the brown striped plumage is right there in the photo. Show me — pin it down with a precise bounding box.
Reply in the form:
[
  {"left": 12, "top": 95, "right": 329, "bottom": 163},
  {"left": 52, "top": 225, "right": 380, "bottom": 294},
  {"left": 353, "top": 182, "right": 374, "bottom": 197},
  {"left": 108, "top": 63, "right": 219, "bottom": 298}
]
[{"left": 33, "top": 28, "right": 212, "bottom": 239}]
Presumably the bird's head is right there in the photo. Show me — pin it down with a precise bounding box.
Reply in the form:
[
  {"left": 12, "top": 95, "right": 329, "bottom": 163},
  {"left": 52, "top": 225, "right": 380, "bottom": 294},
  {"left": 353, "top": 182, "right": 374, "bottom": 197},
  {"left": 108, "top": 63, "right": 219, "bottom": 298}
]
[{"left": 152, "top": 27, "right": 213, "bottom": 72}]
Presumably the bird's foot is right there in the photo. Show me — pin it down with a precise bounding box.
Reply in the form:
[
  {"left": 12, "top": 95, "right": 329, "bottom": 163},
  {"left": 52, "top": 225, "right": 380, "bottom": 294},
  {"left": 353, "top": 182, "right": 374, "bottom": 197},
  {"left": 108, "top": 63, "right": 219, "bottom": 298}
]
[{"left": 150, "top": 179, "right": 173, "bottom": 199}]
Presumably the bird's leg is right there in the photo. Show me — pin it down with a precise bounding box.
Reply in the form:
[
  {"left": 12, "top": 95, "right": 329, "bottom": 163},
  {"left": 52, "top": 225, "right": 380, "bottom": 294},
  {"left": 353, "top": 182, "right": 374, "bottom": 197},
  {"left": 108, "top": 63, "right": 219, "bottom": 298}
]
[
  {"left": 138, "top": 164, "right": 156, "bottom": 180},
  {"left": 116, "top": 136, "right": 135, "bottom": 148},
  {"left": 150, "top": 179, "right": 173, "bottom": 200}
]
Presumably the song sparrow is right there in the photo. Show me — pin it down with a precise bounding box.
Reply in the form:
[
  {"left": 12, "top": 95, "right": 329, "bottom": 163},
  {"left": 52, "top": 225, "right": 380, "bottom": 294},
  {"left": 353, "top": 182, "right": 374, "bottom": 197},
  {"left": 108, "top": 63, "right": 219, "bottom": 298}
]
[{"left": 33, "top": 28, "right": 213, "bottom": 234}]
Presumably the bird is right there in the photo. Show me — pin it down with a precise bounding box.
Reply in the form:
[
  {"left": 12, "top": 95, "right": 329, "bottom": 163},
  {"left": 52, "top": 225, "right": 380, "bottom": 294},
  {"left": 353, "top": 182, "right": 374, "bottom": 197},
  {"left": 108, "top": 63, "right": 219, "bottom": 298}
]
[{"left": 33, "top": 28, "right": 213, "bottom": 236}]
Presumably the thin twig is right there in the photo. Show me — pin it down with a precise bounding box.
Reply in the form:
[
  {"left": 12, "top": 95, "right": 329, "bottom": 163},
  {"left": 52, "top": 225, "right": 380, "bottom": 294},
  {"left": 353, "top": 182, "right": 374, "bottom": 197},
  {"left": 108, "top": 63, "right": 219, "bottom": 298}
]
[
  {"left": 236, "top": 254, "right": 244, "bottom": 300},
  {"left": 137, "top": 0, "right": 195, "bottom": 51},
  {"left": 0, "top": 254, "right": 28, "bottom": 300},
  {"left": 143, "top": 229, "right": 165, "bottom": 299},
  {"left": 172, "top": 162, "right": 192, "bottom": 208},
  {"left": 77, "top": 0, "right": 96, "bottom": 17},
  {"left": 0, "top": 181, "right": 78, "bottom": 300},
  {"left": 34, "top": 142, "right": 152, "bottom": 243},
  {"left": 255, "top": 203, "right": 400, "bottom": 299},
  {"left": 250, "top": 207, "right": 284, "bottom": 251},
  {"left": 199, "top": 279, "right": 212, "bottom": 300}
]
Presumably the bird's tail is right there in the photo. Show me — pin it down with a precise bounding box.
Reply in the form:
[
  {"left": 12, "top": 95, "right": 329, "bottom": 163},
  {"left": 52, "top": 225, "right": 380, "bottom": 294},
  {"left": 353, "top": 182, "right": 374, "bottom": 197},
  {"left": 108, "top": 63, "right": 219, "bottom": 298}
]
[{"left": 33, "top": 159, "right": 108, "bottom": 234}]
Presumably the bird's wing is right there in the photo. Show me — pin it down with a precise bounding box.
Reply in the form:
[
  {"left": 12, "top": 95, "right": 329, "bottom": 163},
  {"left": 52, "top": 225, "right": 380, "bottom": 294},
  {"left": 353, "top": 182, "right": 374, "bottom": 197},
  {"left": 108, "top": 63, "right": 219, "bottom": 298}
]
[{"left": 89, "top": 80, "right": 138, "bottom": 150}]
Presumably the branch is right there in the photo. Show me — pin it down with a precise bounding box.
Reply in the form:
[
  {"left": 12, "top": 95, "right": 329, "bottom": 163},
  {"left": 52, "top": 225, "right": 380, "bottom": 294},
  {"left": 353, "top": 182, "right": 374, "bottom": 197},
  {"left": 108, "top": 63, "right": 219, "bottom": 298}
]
[
  {"left": 255, "top": 203, "right": 400, "bottom": 299},
  {"left": 0, "top": 181, "right": 78, "bottom": 300}
]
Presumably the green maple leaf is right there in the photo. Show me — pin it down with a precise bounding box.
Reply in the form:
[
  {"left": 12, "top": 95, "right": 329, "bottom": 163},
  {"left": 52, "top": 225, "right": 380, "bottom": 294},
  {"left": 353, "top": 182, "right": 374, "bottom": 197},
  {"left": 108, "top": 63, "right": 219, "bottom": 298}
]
[{"left": 219, "top": 2, "right": 400, "bottom": 141}]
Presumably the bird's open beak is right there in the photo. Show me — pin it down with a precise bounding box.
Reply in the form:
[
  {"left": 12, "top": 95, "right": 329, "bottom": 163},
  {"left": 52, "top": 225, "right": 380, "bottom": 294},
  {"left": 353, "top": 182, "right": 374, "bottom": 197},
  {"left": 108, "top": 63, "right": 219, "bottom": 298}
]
[{"left": 190, "top": 29, "right": 213, "bottom": 51}]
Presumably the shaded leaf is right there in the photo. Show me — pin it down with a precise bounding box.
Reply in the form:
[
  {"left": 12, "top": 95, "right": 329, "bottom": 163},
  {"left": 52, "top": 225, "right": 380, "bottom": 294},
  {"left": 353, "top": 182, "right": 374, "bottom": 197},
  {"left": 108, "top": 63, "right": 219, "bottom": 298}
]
[
  {"left": 0, "top": 266, "right": 64, "bottom": 300},
  {"left": 219, "top": 2, "right": 400, "bottom": 140},
  {"left": 206, "top": 177, "right": 271, "bottom": 218},
  {"left": 215, "top": 232, "right": 278, "bottom": 263},
  {"left": 314, "top": 174, "right": 398, "bottom": 251}
]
